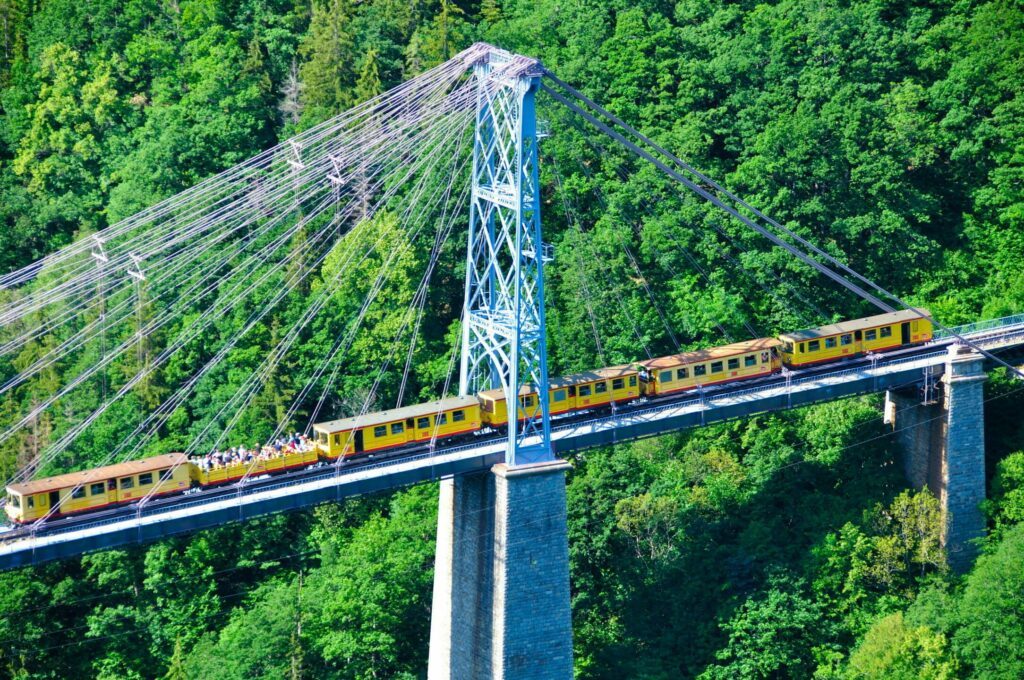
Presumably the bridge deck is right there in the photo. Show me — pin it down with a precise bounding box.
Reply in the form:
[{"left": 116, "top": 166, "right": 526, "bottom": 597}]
[{"left": 1, "top": 316, "right": 1023, "bottom": 570}]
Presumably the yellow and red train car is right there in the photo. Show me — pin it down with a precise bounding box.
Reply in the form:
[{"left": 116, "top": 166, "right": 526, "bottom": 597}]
[
  {"left": 312, "top": 395, "right": 482, "bottom": 459},
  {"left": 779, "top": 309, "right": 932, "bottom": 368},
  {"left": 5, "top": 309, "right": 938, "bottom": 525},
  {"left": 478, "top": 365, "right": 641, "bottom": 429},
  {"left": 639, "top": 338, "right": 783, "bottom": 397},
  {"left": 5, "top": 454, "right": 190, "bottom": 523}
]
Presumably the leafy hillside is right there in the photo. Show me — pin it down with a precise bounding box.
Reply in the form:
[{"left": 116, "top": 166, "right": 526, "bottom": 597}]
[{"left": 0, "top": 0, "right": 1023, "bottom": 678}]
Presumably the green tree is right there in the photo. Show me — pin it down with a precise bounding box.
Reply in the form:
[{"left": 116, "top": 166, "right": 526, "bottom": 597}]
[
  {"left": 298, "top": 0, "right": 355, "bottom": 125},
  {"left": 12, "top": 43, "right": 122, "bottom": 233},
  {"left": 354, "top": 46, "right": 381, "bottom": 105},
  {"left": 952, "top": 523, "right": 1024, "bottom": 676},
  {"left": 867, "top": 490, "right": 946, "bottom": 591},
  {"left": 845, "top": 612, "right": 958, "bottom": 680},
  {"left": 699, "top": 573, "right": 831, "bottom": 679}
]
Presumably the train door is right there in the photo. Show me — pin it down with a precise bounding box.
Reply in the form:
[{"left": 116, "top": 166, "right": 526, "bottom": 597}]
[
  {"left": 901, "top": 322, "right": 911, "bottom": 345},
  {"left": 48, "top": 490, "right": 59, "bottom": 513},
  {"left": 354, "top": 430, "right": 364, "bottom": 454}
]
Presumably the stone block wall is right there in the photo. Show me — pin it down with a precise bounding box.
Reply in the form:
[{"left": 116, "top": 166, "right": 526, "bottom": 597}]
[
  {"left": 941, "top": 347, "right": 987, "bottom": 571},
  {"left": 429, "top": 461, "right": 574, "bottom": 679}
]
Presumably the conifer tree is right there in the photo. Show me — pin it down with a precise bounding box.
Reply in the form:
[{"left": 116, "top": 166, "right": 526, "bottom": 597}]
[
  {"left": 354, "top": 47, "right": 382, "bottom": 105},
  {"left": 298, "top": 0, "right": 355, "bottom": 125}
]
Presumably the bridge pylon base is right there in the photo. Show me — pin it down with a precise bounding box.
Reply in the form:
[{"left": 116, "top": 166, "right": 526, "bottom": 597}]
[
  {"left": 428, "top": 460, "right": 573, "bottom": 679},
  {"left": 886, "top": 345, "right": 987, "bottom": 572}
]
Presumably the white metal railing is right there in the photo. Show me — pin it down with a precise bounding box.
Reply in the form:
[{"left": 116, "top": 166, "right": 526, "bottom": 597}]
[{"left": 936, "top": 313, "right": 1024, "bottom": 340}]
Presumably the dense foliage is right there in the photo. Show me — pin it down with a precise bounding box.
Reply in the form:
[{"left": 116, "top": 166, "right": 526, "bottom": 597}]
[{"left": 0, "top": 0, "right": 1022, "bottom": 677}]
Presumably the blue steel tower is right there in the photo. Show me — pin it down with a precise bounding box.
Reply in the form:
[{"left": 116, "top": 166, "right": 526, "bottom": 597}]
[{"left": 459, "top": 48, "right": 553, "bottom": 467}]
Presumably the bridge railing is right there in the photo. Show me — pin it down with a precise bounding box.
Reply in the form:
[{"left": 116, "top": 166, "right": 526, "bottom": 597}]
[{"left": 935, "top": 313, "right": 1024, "bottom": 340}]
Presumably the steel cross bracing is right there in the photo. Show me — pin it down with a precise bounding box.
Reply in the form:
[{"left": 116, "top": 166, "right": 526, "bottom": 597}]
[{"left": 459, "top": 48, "right": 553, "bottom": 467}]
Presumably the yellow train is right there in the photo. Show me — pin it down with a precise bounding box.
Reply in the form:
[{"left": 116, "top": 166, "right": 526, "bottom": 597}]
[{"left": 4, "top": 309, "right": 931, "bottom": 524}]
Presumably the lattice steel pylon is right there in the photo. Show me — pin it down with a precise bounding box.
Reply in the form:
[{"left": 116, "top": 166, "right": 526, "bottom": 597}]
[{"left": 459, "top": 47, "right": 553, "bottom": 467}]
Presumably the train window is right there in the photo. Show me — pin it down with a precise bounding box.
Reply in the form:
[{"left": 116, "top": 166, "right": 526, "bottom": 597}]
[
  {"left": 783, "top": 341, "right": 793, "bottom": 353},
  {"left": 391, "top": 422, "right": 404, "bottom": 435},
  {"left": 595, "top": 382, "right": 607, "bottom": 394},
  {"left": 694, "top": 365, "right": 707, "bottom": 376},
  {"left": 27, "top": 496, "right": 34, "bottom": 509},
  {"left": 318, "top": 432, "right": 327, "bottom": 444},
  {"left": 711, "top": 361, "right": 723, "bottom": 373},
  {"left": 808, "top": 340, "right": 821, "bottom": 352},
  {"left": 761, "top": 352, "right": 770, "bottom": 362},
  {"left": 799, "top": 343, "right": 805, "bottom": 353},
  {"left": 108, "top": 480, "right": 116, "bottom": 491},
  {"left": 8, "top": 494, "right": 19, "bottom": 509},
  {"left": 728, "top": 358, "right": 740, "bottom": 370},
  {"left": 334, "top": 434, "right": 341, "bottom": 446},
  {"left": 438, "top": 413, "right": 448, "bottom": 425},
  {"left": 417, "top": 417, "right": 430, "bottom": 429},
  {"left": 453, "top": 410, "right": 466, "bottom": 422},
  {"left": 579, "top": 385, "right": 592, "bottom": 397},
  {"left": 553, "top": 389, "right": 566, "bottom": 402},
  {"left": 745, "top": 355, "right": 757, "bottom": 367},
  {"left": 825, "top": 337, "right": 837, "bottom": 349},
  {"left": 374, "top": 426, "right": 387, "bottom": 437},
  {"left": 880, "top": 326, "right": 892, "bottom": 338},
  {"left": 120, "top": 477, "right": 134, "bottom": 490},
  {"left": 139, "top": 473, "right": 153, "bottom": 486},
  {"left": 629, "top": 376, "right": 637, "bottom": 387},
  {"left": 160, "top": 469, "right": 174, "bottom": 481},
  {"left": 841, "top": 334, "right": 852, "bottom": 346},
  {"left": 660, "top": 370, "right": 672, "bottom": 382},
  {"left": 482, "top": 400, "right": 493, "bottom": 413},
  {"left": 91, "top": 482, "right": 106, "bottom": 496},
  {"left": 866, "top": 329, "right": 877, "bottom": 341},
  {"left": 676, "top": 368, "right": 688, "bottom": 380},
  {"left": 612, "top": 378, "right": 625, "bottom": 390},
  {"left": 71, "top": 486, "right": 86, "bottom": 499},
  {"left": 523, "top": 395, "right": 534, "bottom": 407}
]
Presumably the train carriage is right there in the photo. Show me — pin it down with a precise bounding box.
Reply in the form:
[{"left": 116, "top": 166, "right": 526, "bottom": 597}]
[
  {"left": 779, "top": 309, "right": 932, "bottom": 368},
  {"left": 192, "top": 447, "right": 320, "bottom": 486},
  {"left": 5, "top": 453, "right": 191, "bottom": 524},
  {"left": 479, "top": 365, "right": 641, "bottom": 429},
  {"left": 313, "top": 395, "right": 482, "bottom": 459},
  {"left": 1, "top": 308, "right": 946, "bottom": 527},
  {"left": 640, "top": 338, "right": 783, "bottom": 397}
]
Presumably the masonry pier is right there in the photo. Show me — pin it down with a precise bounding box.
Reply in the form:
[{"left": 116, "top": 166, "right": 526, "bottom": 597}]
[
  {"left": 428, "top": 461, "right": 574, "bottom": 679},
  {"left": 886, "top": 345, "right": 987, "bottom": 571}
]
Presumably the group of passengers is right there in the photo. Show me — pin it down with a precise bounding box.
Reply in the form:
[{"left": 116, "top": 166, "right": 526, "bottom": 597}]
[{"left": 190, "top": 433, "right": 314, "bottom": 472}]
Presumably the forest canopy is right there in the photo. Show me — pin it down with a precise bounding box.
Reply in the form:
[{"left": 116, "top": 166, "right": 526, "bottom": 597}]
[{"left": 0, "top": 0, "right": 1022, "bottom": 677}]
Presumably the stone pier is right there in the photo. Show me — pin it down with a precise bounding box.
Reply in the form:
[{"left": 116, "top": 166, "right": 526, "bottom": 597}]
[
  {"left": 886, "top": 345, "right": 987, "bottom": 571},
  {"left": 428, "top": 460, "right": 574, "bottom": 679}
]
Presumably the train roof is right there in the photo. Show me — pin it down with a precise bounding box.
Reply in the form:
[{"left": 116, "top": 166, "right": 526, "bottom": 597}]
[
  {"left": 477, "top": 365, "right": 638, "bottom": 401},
  {"left": 778, "top": 308, "right": 932, "bottom": 342},
  {"left": 313, "top": 395, "right": 481, "bottom": 433},
  {"left": 641, "top": 338, "right": 782, "bottom": 370},
  {"left": 7, "top": 453, "right": 188, "bottom": 496}
]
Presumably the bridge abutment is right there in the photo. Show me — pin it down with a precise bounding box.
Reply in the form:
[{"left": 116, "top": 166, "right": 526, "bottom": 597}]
[
  {"left": 886, "top": 346, "right": 987, "bottom": 571},
  {"left": 428, "top": 461, "right": 574, "bottom": 679}
]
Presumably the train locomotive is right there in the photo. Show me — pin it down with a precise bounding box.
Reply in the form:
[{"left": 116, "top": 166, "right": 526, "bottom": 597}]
[{"left": 4, "top": 309, "right": 932, "bottom": 524}]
